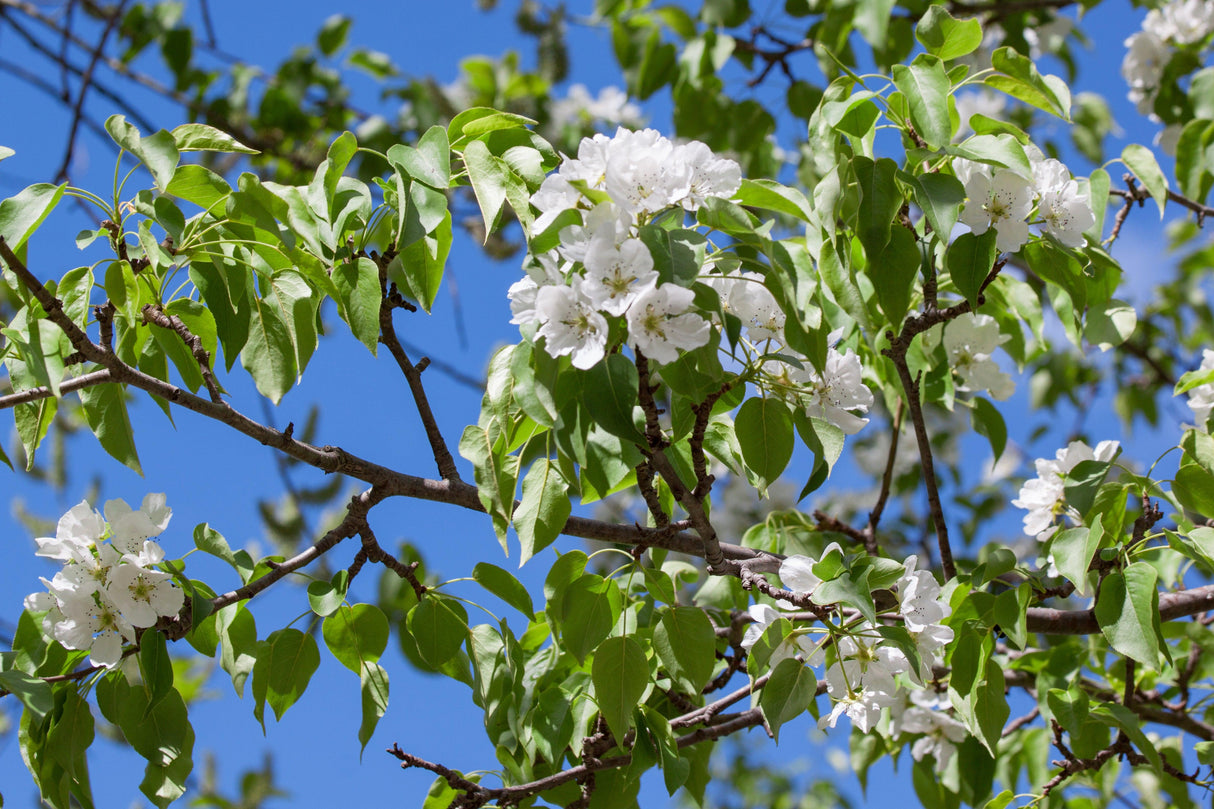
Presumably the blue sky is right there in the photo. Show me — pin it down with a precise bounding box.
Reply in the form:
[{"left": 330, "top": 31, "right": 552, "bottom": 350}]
[{"left": 0, "top": 1, "right": 1203, "bottom": 807}]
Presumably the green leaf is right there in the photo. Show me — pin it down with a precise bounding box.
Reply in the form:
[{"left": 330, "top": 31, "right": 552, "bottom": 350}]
[
  {"left": 138, "top": 130, "right": 182, "bottom": 193},
  {"left": 391, "top": 210, "right": 451, "bottom": 313},
  {"left": 307, "top": 570, "right": 349, "bottom": 617},
  {"left": 735, "top": 397, "right": 794, "bottom": 487},
  {"left": 969, "top": 397, "right": 1007, "bottom": 462},
  {"left": 514, "top": 459, "right": 572, "bottom": 565},
  {"left": 472, "top": 562, "right": 535, "bottom": 619},
  {"left": 638, "top": 227, "right": 707, "bottom": 287},
  {"left": 0, "top": 182, "right": 65, "bottom": 253},
  {"left": 909, "top": 172, "right": 965, "bottom": 245},
  {"left": 3, "top": 318, "right": 67, "bottom": 398},
  {"left": 872, "top": 226, "right": 919, "bottom": 329},
  {"left": 853, "top": 156, "right": 902, "bottom": 261},
  {"left": 464, "top": 139, "right": 513, "bottom": 236},
  {"left": 447, "top": 107, "right": 536, "bottom": 152},
  {"left": 44, "top": 689, "right": 95, "bottom": 804},
  {"left": 332, "top": 257, "right": 382, "bottom": 355},
  {"left": 170, "top": 123, "right": 258, "bottom": 154},
  {"left": 914, "top": 5, "right": 983, "bottom": 60},
  {"left": 78, "top": 383, "right": 141, "bottom": 474},
  {"left": 1175, "top": 461, "right": 1214, "bottom": 516},
  {"left": 1182, "top": 429, "right": 1214, "bottom": 474},
  {"left": 947, "top": 230, "right": 998, "bottom": 307},
  {"left": 251, "top": 629, "right": 320, "bottom": 725},
  {"left": 1050, "top": 516, "right": 1103, "bottom": 597},
  {"left": 653, "top": 606, "right": 717, "bottom": 694},
  {"left": 405, "top": 597, "right": 468, "bottom": 669},
  {"left": 1175, "top": 365, "right": 1214, "bottom": 396},
  {"left": 734, "top": 179, "right": 812, "bottom": 221},
  {"left": 459, "top": 418, "right": 519, "bottom": 546},
  {"left": 1095, "top": 564, "right": 1163, "bottom": 668},
  {"left": 812, "top": 567, "right": 876, "bottom": 624},
  {"left": 324, "top": 603, "right": 391, "bottom": 673},
  {"left": 0, "top": 670, "right": 53, "bottom": 720},
  {"left": 581, "top": 353, "right": 643, "bottom": 443},
  {"left": 986, "top": 47, "right": 1070, "bottom": 120},
  {"left": 241, "top": 294, "right": 296, "bottom": 404},
  {"left": 892, "top": 56, "right": 951, "bottom": 150},
  {"left": 388, "top": 125, "right": 450, "bottom": 189},
  {"left": 1085, "top": 299, "right": 1137, "bottom": 351},
  {"left": 214, "top": 604, "right": 258, "bottom": 697},
  {"left": 1122, "top": 144, "right": 1168, "bottom": 219},
  {"left": 138, "top": 631, "right": 175, "bottom": 719},
  {"left": 591, "top": 636, "right": 650, "bottom": 744},
  {"left": 560, "top": 573, "right": 623, "bottom": 664},
  {"left": 759, "top": 658, "right": 818, "bottom": 742},
  {"left": 358, "top": 661, "right": 390, "bottom": 755}
]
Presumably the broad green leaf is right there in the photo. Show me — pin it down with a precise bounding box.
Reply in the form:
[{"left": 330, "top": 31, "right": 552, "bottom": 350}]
[
  {"left": 1182, "top": 429, "right": 1214, "bottom": 474},
  {"left": 811, "top": 567, "right": 876, "bottom": 624},
  {"left": 909, "top": 172, "right": 965, "bottom": 243},
  {"left": 251, "top": 628, "right": 320, "bottom": 724},
  {"left": 970, "top": 397, "right": 1007, "bottom": 462},
  {"left": 0, "top": 182, "right": 65, "bottom": 252},
  {"left": 1091, "top": 702, "right": 1162, "bottom": 771},
  {"left": 215, "top": 604, "right": 258, "bottom": 696},
  {"left": 872, "top": 226, "right": 919, "bottom": 329},
  {"left": 44, "top": 688, "right": 95, "bottom": 803},
  {"left": 581, "top": 353, "right": 643, "bottom": 443},
  {"left": 3, "top": 318, "right": 67, "bottom": 397},
  {"left": 458, "top": 418, "right": 519, "bottom": 546},
  {"left": 138, "top": 631, "right": 175, "bottom": 719},
  {"left": 391, "top": 210, "right": 451, "bottom": 313},
  {"left": 1050, "top": 515, "right": 1103, "bottom": 597},
  {"left": 448, "top": 107, "right": 536, "bottom": 152},
  {"left": 138, "top": 129, "right": 182, "bottom": 193},
  {"left": 914, "top": 5, "right": 983, "bottom": 60},
  {"left": 1122, "top": 144, "right": 1168, "bottom": 219},
  {"left": 653, "top": 606, "right": 717, "bottom": 694},
  {"left": 1175, "top": 461, "right": 1214, "bottom": 516},
  {"left": 1085, "top": 299, "right": 1137, "bottom": 351},
  {"left": 1095, "top": 563, "right": 1163, "bottom": 667},
  {"left": 307, "top": 570, "right": 350, "bottom": 617},
  {"left": 759, "top": 657, "right": 818, "bottom": 742},
  {"left": 465, "top": 139, "right": 518, "bottom": 236},
  {"left": 853, "top": 156, "right": 902, "bottom": 261},
  {"left": 986, "top": 47, "right": 1070, "bottom": 120},
  {"left": 514, "top": 459, "right": 572, "bottom": 565},
  {"left": 947, "top": 230, "right": 998, "bottom": 307},
  {"left": 0, "top": 670, "right": 53, "bottom": 720},
  {"left": 388, "top": 125, "right": 450, "bottom": 189},
  {"left": 734, "top": 179, "right": 812, "bottom": 221},
  {"left": 591, "top": 636, "right": 650, "bottom": 744},
  {"left": 405, "top": 597, "right": 468, "bottom": 669},
  {"left": 1175, "top": 365, "right": 1214, "bottom": 396},
  {"left": 241, "top": 294, "right": 296, "bottom": 404},
  {"left": 324, "top": 603, "right": 391, "bottom": 673},
  {"left": 332, "top": 256, "right": 382, "bottom": 355},
  {"left": 79, "top": 383, "right": 142, "bottom": 474},
  {"left": 560, "top": 573, "right": 622, "bottom": 664},
  {"left": 1175, "top": 119, "right": 1214, "bottom": 203},
  {"left": 892, "top": 55, "right": 951, "bottom": 150},
  {"left": 193, "top": 523, "right": 238, "bottom": 568},
  {"left": 735, "top": 397, "right": 794, "bottom": 487},
  {"left": 170, "top": 123, "right": 258, "bottom": 154},
  {"left": 359, "top": 661, "right": 390, "bottom": 755},
  {"left": 639, "top": 226, "right": 707, "bottom": 287},
  {"left": 472, "top": 562, "right": 535, "bottom": 618}
]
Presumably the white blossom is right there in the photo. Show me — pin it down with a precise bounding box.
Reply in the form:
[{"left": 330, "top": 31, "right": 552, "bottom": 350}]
[
  {"left": 549, "top": 84, "right": 643, "bottom": 131},
  {"left": 942, "top": 314, "right": 1015, "bottom": 400},
  {"left": 535, "top": 283, "right": 609, "bottom": 369},
  {"left": 1186, "top": 348, "right": 1214, "bottom": 428},
  {"left": 1144, "top": 0, "right": 1214, "bottom": 45},
  {"left": 957, "top": 163, "right": 1034, "bottom": 253},
  {"left": 34, "top": 501, "right": 105, "bottom": 563},
  {"left": 1038, "top": 180, "right": 1096, "bottom": 248},
  {"left": 706, "top": 270, "right": 785, "bottom": 342},
  {"left": 106, "top": 564, "right": 185, "bottom": 629},
  {"left": 799, "top": 333, "right": 875, "bottom": 435},
  {"left": 1011, "top": 440, "right": 1120, "bottom": 539},
  {"left": 820, "top": 659, "right": 900, "bottom": 733},
  {"left": 625, "top": 283, "right": 710, "bottom": 363},
  {"left": 953, "top": 90, "right": 1006, "bottom": 140},
  {"left": 604, "top": 128, "right": 691, "bottom": 215},
  {"left": 740, "top": 603, "right": 818, "bottom": 666},
  {"left": 580, "top": 237, "right": 657, "bottom": 316},
  {"left": 893, "top": 692, "right": 969, "bottom": 773},
  {"left": 674, "top": 140, "right": 742, "bottom": 211},
  {"left": 105, "top": 494, "right": 172, "bottom": 555},
  {"left": 1122, "top": 31, "right": 1169, "bottom": 115}
]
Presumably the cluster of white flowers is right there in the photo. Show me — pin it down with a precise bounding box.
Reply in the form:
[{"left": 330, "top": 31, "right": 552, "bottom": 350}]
[
  {"left": 955, "top": 149, "right": 1096, "bottom": 253},
  {"left": 758, "top": 330, "right": 875, "bottom": 435},
  {"left": 23, "top": 495, "right": 182, "bottom": 668},
  {"left": 1187, "top": 349, "right": 1214, "bottom": 428},
  {"left": 510, "top": 128, "right": 742, "bottom": 369},
  {"left": 742, "top": 549, "right": 957, "bottom": 760},
  {"left": 548, "top": 84, "right": 644, "bottom": 132},
  {"left": 943, "top": 313, "right": 1015, "bottom": 400},
  {"left": 1011, "top": 440, "right": 1120, "bottom": 540},
  {"left": 1122, "top": 1, "right": 1214, "bottom": 118}
]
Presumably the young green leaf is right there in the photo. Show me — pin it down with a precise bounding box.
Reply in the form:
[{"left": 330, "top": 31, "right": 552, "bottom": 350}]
[
  {"left": 591, "top": 636, "right": 650, "bottom": 744},
  {"left": 759, "top": 658, "right": 818, "bottom": 742}
]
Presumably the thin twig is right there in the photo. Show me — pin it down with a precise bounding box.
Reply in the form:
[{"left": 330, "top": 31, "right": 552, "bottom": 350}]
[{"left": 54, "top": 0, "right": 127, "bottom": 182}]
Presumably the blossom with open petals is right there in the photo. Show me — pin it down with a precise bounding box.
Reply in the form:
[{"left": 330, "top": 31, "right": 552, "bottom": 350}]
[
  {"left": 957, "top": 164, "right": 1034, "bottom": 253},
  {"left": 625, "top": 283, "right": 710, "bottom": 363},
  {"left": 535, "top": 283, "right": 609, "bottom": 370},
  {"left": 1011, "top": 440, "right": 1120, "bottom": 539},
  {"left": 1186, "top": 349, "right": 1214, "bottom": 429},
  {"left": 943, "top": 313, "right": 1014, "bottom": 400}
]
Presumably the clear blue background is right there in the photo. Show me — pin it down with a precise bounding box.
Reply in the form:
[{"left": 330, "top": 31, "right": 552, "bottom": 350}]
[{"left": 0, "top": 1, "right": 1199, "bottom": 806}]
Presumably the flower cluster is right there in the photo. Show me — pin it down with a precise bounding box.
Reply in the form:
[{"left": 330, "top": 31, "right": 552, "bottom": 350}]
[
  {"left": 758, "top": 330, "right": 875, "bottom": 435},
  {"left": 954, "top": 150, "right": 1096, "bottom": 253},
  {"left": 1122, "top": 1, "right": 1214, "bottom": 118},
  {"left": 1011, "top": 440, "right": 1120, "bottom": 540},
  {"left": 1187, "top": 349, "right": 1214, "bottom": 429},
  {"left": 943, "top": 313, "right": 1015, "bottom": 400},
  {"left": 510, "top": 128, "right": 742, "bottom": 369},
  {"left": 548, "top": 84, "right": 644, "bottom": 132},
  {"left": 23, "top": 495, "right": 182, "bottom": 668},
  {"left": 742, "top": 550, "right": 956, "bottom": 758}
]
